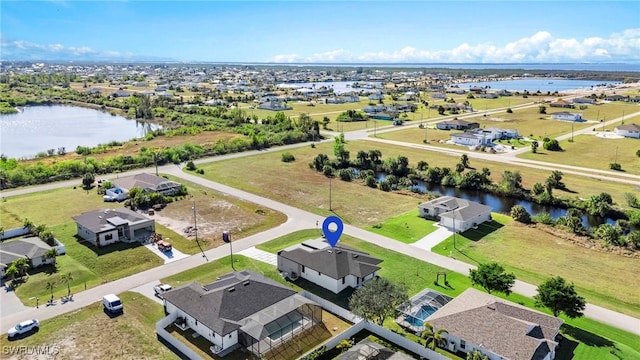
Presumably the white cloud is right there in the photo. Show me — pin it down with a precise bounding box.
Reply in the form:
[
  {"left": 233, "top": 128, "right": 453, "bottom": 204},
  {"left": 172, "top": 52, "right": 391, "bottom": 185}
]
[
  {"left": 271, "top": 29, "right": 640, "bottom": 63},
  {"left": 0, "top": 37, "right": 131, "bottom": 60}
]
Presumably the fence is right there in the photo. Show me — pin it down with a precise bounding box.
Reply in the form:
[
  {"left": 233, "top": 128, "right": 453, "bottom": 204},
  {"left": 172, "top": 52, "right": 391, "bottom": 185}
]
[
  {"left": 156, "top": 314, "right": 205, "bottom": 360},
  {"left": 299, "top": 290, "right": 362, "bottom": 323}
]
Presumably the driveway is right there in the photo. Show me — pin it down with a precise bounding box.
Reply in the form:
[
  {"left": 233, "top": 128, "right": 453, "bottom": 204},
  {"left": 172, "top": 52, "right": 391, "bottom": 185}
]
[
  {"left": 412, "top": 225, "right": 453, "bottom": 252},
  {"left": 0, "top": 281, "right": 29, "bottom": 317},
  {"left": 144, "top": 243, "right": 189, "bottom": 264},
  {"left": 236, "top": 246, "right": 278, "bottom": 266}
]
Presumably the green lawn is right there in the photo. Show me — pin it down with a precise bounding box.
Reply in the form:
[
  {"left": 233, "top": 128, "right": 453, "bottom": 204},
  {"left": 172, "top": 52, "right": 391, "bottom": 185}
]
[
  {"left": 11, "top": 222, "right": 163, "bottom": 304},
  {"left": 0, "top": 186, "right": 119, "bottom": 228},
  {"left": 0, "top": 292, "right": 177, "bottom": 359},
  {"left": 255, "top": 229, "right": 640, "bottom": 359},
  {"left": 431, "top": 214, "right": 640, "bottom": 319},
  {"left": 367, "top": 209, "right": 439, "bottom": 243},
  {"left": 518, "top": 132, "right": 640, "bottom": 175}
]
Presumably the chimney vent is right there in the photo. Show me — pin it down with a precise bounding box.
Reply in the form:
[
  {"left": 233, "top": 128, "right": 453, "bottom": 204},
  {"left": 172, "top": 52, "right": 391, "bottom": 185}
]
[{"left": 228, "top": 287, "right": 236, "bottom": 292}]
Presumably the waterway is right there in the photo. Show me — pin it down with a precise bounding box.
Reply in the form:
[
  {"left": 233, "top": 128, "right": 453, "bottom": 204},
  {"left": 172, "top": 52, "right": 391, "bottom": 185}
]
[
  {"left": 375, "top": 173, "right": 615, "bottom": 228},
  {"left": 457, "top": 78, "right": 620, "bottom": 93},
  {"left": 0, "top": 105, "right": 159, "bottom": 159},
  {"left": 276, "top": 81, "right": 382, "bottom": 95}
]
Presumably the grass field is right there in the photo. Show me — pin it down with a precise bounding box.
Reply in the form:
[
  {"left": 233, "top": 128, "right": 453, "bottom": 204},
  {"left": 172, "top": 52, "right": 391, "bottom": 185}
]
[
  {"left": 254, "top": 229, "right": 640, "bottom": 359},
  {"left": 518, "top": 132, "right": 640, "bottom": 175},
  {"left": 197, "top": 140, "right": 638, "bottom": 222},
  {"left": 11, "top": 222, "right": 163, "bottom": 304},
  {"left": 431, "top": 214, "right": 640, "bottom": 318},
  {"left": 0, "top": 292, "right": 177, "bottom": 359},
  {"left": 367, "top": 209, "right": 438, "bottom": 243}
]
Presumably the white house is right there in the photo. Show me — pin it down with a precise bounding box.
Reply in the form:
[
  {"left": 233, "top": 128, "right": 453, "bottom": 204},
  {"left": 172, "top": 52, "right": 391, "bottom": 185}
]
[
  {"left": 110, "top": 173, "right": 183, "bottom": 198},
  {"left": 160, "top": 271, "right": 322, "bottom": 357},
  {"left": 0, "top": 237, "right": 57, "bottom": 278},
  {"left": 450, "top": 133, "right": 490, "bottom": 147},
  {"left": 258, "top": 100, "right": 292, "bottom": 111},
  {"left": 277, "top": 239, "right": 382, "bottom": 294},
  {"left": 551, "top": 112, "right": 583, "bottom": 122},
  {"left": 418, "top": 196, "right": 492, "bottom": 232},
  {"left": 427, "top": 288, "right": 563, "bottom": 360},
  {"left": 437, "top": 119, "right": 479, "bottom": 130},
  {"left": 72, "top": 208, "right": 155, "bottom": 247},
  {"left": 614, "top": 123, "right": 640, "bottom": 139}
]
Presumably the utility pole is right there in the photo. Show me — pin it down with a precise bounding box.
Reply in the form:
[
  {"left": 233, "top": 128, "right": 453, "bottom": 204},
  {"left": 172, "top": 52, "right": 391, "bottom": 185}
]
[
  {"left": 329, "top": 176, "right": 332, "bottom": 211},
  {"left": 223, "top": 231, "right": 235, "bottom": 271}
]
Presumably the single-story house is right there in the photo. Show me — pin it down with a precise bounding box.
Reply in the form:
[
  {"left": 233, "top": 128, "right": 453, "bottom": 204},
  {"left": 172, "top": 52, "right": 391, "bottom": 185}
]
[
  {"left": 160, "top": 270, "right": 322, "bottom": 357},
  {"left": 437, "top": 119, "right": 479, "bottom": 130},
  {"left": 0, "top": 237, "right": 55, "bottom": 278},
  {"left": 450, "top": 132, "right": 491, "bottom": 147},
  {"left": 72, "top": 208, "right": 155, "bottom": 247},
  {"left": 110, "top": 90, "right": 131, "bottom": 98},
  {"left": 431, "top": 92, "right": 446, "bottom": 99},
  {"left": 418, "top": 196, "right": 492, "bottom": 232},
  {"left": 549, "top": 100, "right": 574, "bottom": 108},
  {"left": 551, "top": 112, "right": 583, "bottom": 122},
  {"left": 604, "top": 95, "right": 628, "bottom": 102},
  {"left": 258, "top": 100, "right": 292, "bottom": 111},
  {"left": 572, "top": 97, "right": 595, "bottom": 104},
  {"left": 479, "top": 92, "right": 499, "bottom": 99},
  {"left": 481, "top": 127, "right": 519, "bottom": 140},
  {"left": 370, "top": 112, "right": 395, "bottom": 120},
  {"left": 277, "top": 239, "right": 382, "bottom": 294},
  {"left": 427, "top": 288, "right": 563, "bottom": 360},
  {"left": 614, "top": 123, "right": 640, "bottom": 139},
  {"left": 110, "top": 173, "right": 183, "bottom": 198}
]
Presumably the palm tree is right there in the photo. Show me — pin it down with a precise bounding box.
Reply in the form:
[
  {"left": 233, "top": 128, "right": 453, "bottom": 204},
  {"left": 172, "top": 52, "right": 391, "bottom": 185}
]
[
  {"left": 12, "top": 258, "right": 30, "bottom": 277},
  {"left": 421, "top": 322, "right": 448, "bottom": 350},
  {"left": 5, "top": 264, "right": 19, "bottom": 281},
  {"left": 467, "top": 350, "right": 489, "bottom": 360},
  {"left": 46, "top": 281, "right": 56, "bottom": 303},
  {"left": 61, "top": 272, "right": 73, "bottom": 297},
  {"left": 44, "top": 248, "right": 59, "bottom": 266}
]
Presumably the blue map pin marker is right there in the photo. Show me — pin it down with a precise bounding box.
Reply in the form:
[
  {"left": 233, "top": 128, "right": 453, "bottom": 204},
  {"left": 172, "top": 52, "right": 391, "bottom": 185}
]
[{"left": 322, "top": 216, "right": 344, "bottom": 248}]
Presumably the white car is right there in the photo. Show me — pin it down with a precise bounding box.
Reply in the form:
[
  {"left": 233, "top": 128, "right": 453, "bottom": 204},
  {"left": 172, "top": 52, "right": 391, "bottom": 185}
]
[
  {"left": 153, "top": 284, "right": 173, "bottom": 298},
  {"left": 7, "top": 319, "right": 39, "bottom": 339}
]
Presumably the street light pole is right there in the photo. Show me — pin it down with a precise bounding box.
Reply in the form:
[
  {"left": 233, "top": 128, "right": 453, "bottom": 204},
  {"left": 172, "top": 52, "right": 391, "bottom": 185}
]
[{"left": 329, "top": 176, "right": 332, "bottom": 211}]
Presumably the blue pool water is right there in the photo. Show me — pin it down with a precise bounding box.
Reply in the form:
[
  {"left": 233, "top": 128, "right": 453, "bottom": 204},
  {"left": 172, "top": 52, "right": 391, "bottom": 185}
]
[{"left": 405, "top": 305, "right": 437, "bottom": 327}]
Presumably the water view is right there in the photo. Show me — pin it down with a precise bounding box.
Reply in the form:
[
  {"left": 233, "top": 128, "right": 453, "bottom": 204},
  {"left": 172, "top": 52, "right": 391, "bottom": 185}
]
[
  {"left": 457, "top": 78, "right": 620, "bottom": 93},
  {"left": 0, "top": 105, "right": 159, "bottom": 159},
  {"left": 277, "top": 81, "right": 382, "bottom": 95}
]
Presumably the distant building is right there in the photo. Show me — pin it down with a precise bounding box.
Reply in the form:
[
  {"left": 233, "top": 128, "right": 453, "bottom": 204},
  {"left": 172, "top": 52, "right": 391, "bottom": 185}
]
[
  {"left": 549, "top": 100, "right": 574, "bottom": 108},
  {"left": 614, "top": 123, "right": 640, "bottom": 138},
  {"left": 551, "top": 112, "right": 583, "bottom": 122},
  {"left": 437, "top": 119, "right": 479, "bottom": 130}
]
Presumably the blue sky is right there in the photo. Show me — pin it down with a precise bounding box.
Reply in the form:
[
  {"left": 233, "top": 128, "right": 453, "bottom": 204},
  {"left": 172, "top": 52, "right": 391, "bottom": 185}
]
[{"left": 1, "top": 1, "right": 639, "bottom": 63}]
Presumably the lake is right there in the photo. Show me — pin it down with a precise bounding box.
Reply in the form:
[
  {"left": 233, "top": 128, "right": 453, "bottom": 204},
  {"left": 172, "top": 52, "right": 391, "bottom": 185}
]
[
  {"left": 277, "top": 81, "right": 382, "bottom": 95},
  {"left": 457, "top": 78, "right": 620, "bottom": 93},
  {"left": 0, "top": 105, "right": 159, "bottom": 159}
]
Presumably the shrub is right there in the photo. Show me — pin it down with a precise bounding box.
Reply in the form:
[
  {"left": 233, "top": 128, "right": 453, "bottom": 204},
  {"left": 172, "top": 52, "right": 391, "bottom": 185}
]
[
  {"left": 196, "top": 168, "right": 205, "bottom": 174},
  {"left": 378, "top": 180, "right": 391, "bottom": 192},
  {"left": 506, "top": 108, "right": 513, "bottom": 113},
  {"left": 339, "top": 168, "right": 353, "bottom": 181},
  {"left": 543, "top": 139, "right": 562, "bottom": 151},
  {"left": 322, "top": 165, "right": 335, "bottom": 177},
  {"left": 510, "top": 205, "right": 531, "bottom": 224},
  {"left": 281, "top": 152, "right": 295, "bottom": 162},
  {"left": 609, "top": 162, "right": 622, "bottom": 171},
  {"left": 365, "top": 175, "right": 377, "bottom": 188},
  {"left": 531, "top": 212, "right": 556, "bottom": 225},
  {"left": 185, "top": 160, "right": 197, "bottom": 171}
]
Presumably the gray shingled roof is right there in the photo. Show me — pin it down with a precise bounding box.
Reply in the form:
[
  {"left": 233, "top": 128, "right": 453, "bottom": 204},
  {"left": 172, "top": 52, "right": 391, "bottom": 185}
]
[
  {"left": 427, "top": 288, "right": 562, "bottom": 360},
  {"left": 278, "top": 240, "right": 382, "bottom": 279},
  {"left": 421, "top": 196, "right": 492, "bottom": 222},
  {"left": 163, "top": 271, "right": 297, "bottom": 336},
  {"left": 72, "top": 208, "right": 149, "bottom": 233},
  {"left": 112, "top": 173, "right": 181, "bottom": 192},
  {"left": 0, "top": 237, "right": 52, "bottom": 266},
  {"left": 616, "top": 123, "right": 640, "bottom": 131}
]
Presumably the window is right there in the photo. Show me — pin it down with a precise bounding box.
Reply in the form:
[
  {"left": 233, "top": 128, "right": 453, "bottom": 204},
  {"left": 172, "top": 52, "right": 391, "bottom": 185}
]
[
  {"left": 318, "top": 271, "right": 321, "bottom": 276},
  {"left": 301, "top": 265, "right": 305, "bottom": 273},
  {"left": 342, "top": 277, "right": 345, "bottom": 284},
  {"left": 228, "top": 334, "right": 232, "bottom": 338},
  {"left": 105, "top": 234, "right": 113, "bottom": 241},
  {"left": 460, "top": 340, "right": 466, "bottom": 349}
]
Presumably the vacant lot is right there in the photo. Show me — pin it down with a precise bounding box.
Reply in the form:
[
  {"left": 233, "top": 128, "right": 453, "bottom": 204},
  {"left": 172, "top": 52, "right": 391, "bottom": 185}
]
[
  {"left": 518, "top": 132, "right": 640, "bottom": 175},
  {"left": 197, "top": 140, "right": 638, "bottom": 221},
  {"left": 0, "top": 292, "right": 177, "bottom": 360},
  {"left": 431, "top": 214, "right": 640, "bottom": 319}
]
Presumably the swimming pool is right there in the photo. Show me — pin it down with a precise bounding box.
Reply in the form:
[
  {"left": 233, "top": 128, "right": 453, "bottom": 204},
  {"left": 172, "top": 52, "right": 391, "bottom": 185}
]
[{"left": 404, "top": 304, "right": 438, "bottom": 327}]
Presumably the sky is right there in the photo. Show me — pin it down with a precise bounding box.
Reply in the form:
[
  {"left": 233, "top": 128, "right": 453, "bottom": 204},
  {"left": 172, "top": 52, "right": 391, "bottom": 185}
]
[{"left": 1, "top": 1, "right": 639, "bottom": 63}]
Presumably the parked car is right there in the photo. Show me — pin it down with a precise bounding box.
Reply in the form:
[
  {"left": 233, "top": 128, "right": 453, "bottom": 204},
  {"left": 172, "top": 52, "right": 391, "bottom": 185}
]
[
  {"left": 157, "top": 240, "right": 172, "bottom": 252},
  {"left": 7, "top": 319, "right": 39, "bottom": 339},
  {"left": 153, "top": 284, "right": 173, "bottom": 298},
  {"left": 102, "top": 294, "right": 123, "bottom": 314}
]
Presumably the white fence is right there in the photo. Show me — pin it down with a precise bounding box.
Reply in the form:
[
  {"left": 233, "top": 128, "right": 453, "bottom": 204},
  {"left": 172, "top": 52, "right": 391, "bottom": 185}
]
[
  {"left": 299, "top": 290, "right": 362, "bottom": 323},
  {"left": 0, "top": 227, "right": 29, "bottom": 240},
  {"left": 156, "top": 314, "right": 205, "bottom": 360}
]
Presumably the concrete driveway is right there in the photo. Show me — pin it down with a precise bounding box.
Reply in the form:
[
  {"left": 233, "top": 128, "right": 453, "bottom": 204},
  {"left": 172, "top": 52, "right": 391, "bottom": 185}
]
[
  {"left": 412, "top": 225, "right": 453, "bottom": 252},
  {"left": 0, "top": 281, "right": 29, "bottom": 318}
]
